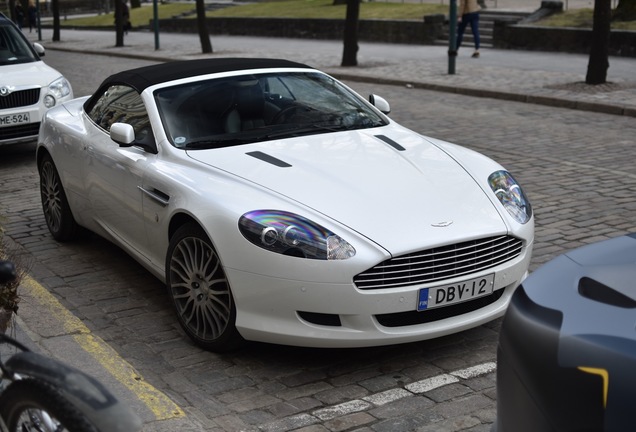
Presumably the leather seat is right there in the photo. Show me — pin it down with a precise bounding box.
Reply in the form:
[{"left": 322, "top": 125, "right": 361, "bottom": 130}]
[{"left": 224, "top": 81, "right": 266, "bottom": 133}]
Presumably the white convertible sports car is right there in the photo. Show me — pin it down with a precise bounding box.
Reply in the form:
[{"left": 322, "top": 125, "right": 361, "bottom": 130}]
[{"left": 37, "top": 58, "right": 534, "bottom": 352}]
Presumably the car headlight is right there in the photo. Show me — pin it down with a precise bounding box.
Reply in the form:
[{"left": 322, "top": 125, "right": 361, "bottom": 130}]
[
  {"left": 488, "top": 170, "right": 532, "bottom": 224},
  {"left": 239, "top": 210, "right": 356, "bottom": 260},
  {"left": 45, "top": 77, "right": 72, "bottom": 108}
]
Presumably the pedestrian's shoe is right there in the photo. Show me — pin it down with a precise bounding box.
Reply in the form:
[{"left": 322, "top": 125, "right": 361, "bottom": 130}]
[{"left": 472, "top": 50, "right": 480, "bottom": 58}]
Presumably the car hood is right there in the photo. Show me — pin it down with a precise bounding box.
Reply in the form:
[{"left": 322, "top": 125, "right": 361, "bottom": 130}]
[
  {"left": 0, "top": 61, "right": 62, "bottom": 88},
  {"left": 187, "top": 129, "right": 506, "bottom": 254}
]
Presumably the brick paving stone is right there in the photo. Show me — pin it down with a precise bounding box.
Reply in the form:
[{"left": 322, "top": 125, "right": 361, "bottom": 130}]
[
  {"left": 371, "top": 411, "right": 445, "bottom": 432},
  {"left": 431, "top": 394, "right": 496, "bottom": 419},
  {"left": 415, "top": 415, "right": 481, "bottom": 432},
  {"left": 368, "top": 395, "right": 435, "bottom": 420},
  {"left": 426, "top": 383, "right": 473, "bottom": 403},
  {"left": 315, "top": 384, "right": 370, "bottom": 405},
  {"left": 323, "top": 412, "right": 377, "bottom": 432}
]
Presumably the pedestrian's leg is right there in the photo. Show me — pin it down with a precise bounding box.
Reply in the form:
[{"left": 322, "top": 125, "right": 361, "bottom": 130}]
[
  {"left": 469, "top": 13, "right": 480, "bottom": 57},
  {"left": 456, "top": 18, "right": 469, "bottom": 50}
]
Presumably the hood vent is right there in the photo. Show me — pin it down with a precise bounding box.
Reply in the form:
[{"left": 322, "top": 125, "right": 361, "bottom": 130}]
[
  {"left": 375, "top": 135, "right": 405, "bottom": 151},
  {"left": 246, "top": 151, "right": 291, "bottom": 167},
  {"left": 578, "top": 277, "right": 636, "bottom": 308}
]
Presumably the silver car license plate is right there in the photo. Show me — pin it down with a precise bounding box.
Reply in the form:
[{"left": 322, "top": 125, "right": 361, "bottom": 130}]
[{"left": 418, "top": 274, "right": 495, "bottom": 311}]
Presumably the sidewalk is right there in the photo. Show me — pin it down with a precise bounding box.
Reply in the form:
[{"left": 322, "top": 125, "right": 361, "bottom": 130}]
[{"left": 26, "top": 27, "right": 636, "bottom": 117}]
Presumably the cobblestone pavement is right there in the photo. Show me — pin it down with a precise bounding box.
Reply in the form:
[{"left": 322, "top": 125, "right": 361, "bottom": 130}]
[{"left": 1, "top": 31, "right": 635, "bottom": 432}]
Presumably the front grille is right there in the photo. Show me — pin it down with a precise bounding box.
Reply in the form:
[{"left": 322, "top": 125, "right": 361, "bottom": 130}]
[
  {"left": 0, "top": 122, "right": 40, "bottom": 141},
  {"left": 0, "top": 88, "right": 40, "bottom": 109},
  {"left": 354, "top": 235, "right": 523, "bottom": 290},
  {"left": 376, "top": 288, "right": 505, "bottom": 327}
]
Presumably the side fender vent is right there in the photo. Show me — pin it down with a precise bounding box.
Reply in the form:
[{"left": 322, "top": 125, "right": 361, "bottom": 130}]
[{"left": 578, "top": 277, "right": 636, "bottom": 309}]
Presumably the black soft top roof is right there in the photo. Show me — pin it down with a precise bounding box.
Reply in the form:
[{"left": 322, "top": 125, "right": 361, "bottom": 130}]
[{"left": 98, "top": 57, "right": 314, "bottom": 94}]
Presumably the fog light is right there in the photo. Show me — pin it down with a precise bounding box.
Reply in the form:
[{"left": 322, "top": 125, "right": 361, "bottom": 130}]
[{"left": 44, "top": 95, "right": 56, "bottom": 108}]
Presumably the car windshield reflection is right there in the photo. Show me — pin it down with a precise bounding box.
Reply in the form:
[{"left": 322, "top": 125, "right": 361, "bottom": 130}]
[
  {"left": 0, "top": 21, "right": 40, "bottom": 65},
  {"left": 154, "top": 72, "right": 388, "bottom": 149}
]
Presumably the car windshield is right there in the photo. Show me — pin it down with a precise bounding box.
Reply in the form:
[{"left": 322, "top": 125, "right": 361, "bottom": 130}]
[
  {"left": 0, "top": 22, "right": 39, "bottom": 65},
  {"left": 154, "top": 71, "right": 388, "bottom": 149}
]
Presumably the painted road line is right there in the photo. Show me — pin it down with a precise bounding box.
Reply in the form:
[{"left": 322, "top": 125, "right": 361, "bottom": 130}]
[
  {"left": 363, "top": 388, "right": 412, "bottom": 406},
  {"left": 451, "top": 362, "right": 497, "bottom": 379},
  {"left": 21, "top": 276, "right": 185, "bottom": 421},
  {"left": 313, "top": 399, "right": 372, "bottom": 421},
  {"left": 266, "top": 361, "right": 498, "bottom": 430},
  {"left": 405, "top": 373, "right": 460, "bottom": 394}
]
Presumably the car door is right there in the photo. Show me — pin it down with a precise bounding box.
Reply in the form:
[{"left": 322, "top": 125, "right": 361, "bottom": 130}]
[{"left": 82, "top": 84, "right": 156, "bottom": 257}]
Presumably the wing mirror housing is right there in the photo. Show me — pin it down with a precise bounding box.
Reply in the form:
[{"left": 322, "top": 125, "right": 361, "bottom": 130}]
[
  {"left": 110, "top": 122, "right": 158, "bottom": 154},
  {"left": 33, "top": 42, "right": 45, "bottom": 56},
  {"left": 110, "top": 123, "right": 136, "bottom": 146},
  {"left": 369, "top": 94, "right": 390, "bottom": 115}
]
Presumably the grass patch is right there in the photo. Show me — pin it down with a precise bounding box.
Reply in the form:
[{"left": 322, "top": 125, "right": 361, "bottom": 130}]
[
  {"left": 61, "top": 0, "right": 447, "bottom": 26},
  {"left": 206, "top": 0, "right": 447, "bottom": 20},
  {"left": 61, "top": 3, "right": 195, "bottom": 27},
  {"left": 534, "top": 7, "right": 636, "bottom": 30}
]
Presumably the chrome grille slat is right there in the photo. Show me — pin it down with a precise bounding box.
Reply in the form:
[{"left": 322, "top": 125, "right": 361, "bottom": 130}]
[
  {"left": 371, "top": 238, "right": 521, "bottom": 272},
  {"left": 354, "top": 235, "right": 523, "bottom": 290},
  {"left": 0, "top": 88, "right": 40, "bottom": 109}
]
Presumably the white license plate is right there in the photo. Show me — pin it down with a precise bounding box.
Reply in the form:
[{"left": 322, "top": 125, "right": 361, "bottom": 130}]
[
  {"left": 0, "top": 112, "right": 30, "bottom": 127},
  {"left": 417, "top": 274, "right": 495, "bottom": 311}
]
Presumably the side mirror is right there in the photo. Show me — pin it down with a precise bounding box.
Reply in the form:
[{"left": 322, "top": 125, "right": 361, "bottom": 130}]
[
  {"left": 110, "top": 122, "right": 158, "bottom": 154},
  {"left": 110, "top": 122, "right": 136, "bottom": 147},
  {"left": 369, "top": 94, "right": 390, "bottom": 115},
  {"left": 33, "top": 42, "right": 45, "bottom": 57}
]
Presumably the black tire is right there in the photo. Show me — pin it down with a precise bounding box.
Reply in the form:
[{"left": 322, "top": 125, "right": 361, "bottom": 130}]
[
  {"left": 0, "top": 379, "right": 98, "bottom": 432},
  {"left": 38, "top": 154, "right": 79, "bottom": 241},
  {"left": 166, "top": 223, "right": 244, "bottom": 352}
]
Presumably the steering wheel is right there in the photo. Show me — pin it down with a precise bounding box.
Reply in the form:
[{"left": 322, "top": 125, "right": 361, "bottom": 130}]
[{"left": 271, "top": 105, "right": 300, "bottom": 124}]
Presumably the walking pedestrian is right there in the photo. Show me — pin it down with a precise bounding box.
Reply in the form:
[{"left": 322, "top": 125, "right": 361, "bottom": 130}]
[
  {"left": 14, "top": 2, "right": 24, "bottom": 29},
  {"left": 122, "top": 0, "right": 131, "bottom": 34},
  {"left": 456, "top": 0, "right": 481, "bottom": 58},
  {"left": 27, "top": 0, "right": 37, "bottom": 33}
]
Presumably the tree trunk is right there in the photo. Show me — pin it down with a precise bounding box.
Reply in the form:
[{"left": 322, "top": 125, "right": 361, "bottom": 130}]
[
  {"left": 585, "top": 0, "right": 611, "bottom": 84},
  {"left": 613, "top": 0, "right": 636, "bottom": 21},
  {"left": 196, "top": 0, "right": 212, "bottom": 54},
  {"left": 8, "top": 0, "right": 16, "bottom": 23},
  {"left": 341, "top": 0, "right": 359, "bottom": 67},
  {"left": 115, "top": 0, "right": 124, "bottom": 47},
  {"left": 52, "top": 0, "right": 60, "bottom": 41}
]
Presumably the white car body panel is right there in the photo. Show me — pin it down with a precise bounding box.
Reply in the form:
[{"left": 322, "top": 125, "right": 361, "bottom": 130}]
[{"left": 37, "top": 62, "right": 534, "bottom": 348}]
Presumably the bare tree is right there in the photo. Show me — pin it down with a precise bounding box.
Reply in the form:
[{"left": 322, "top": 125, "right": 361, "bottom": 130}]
[
  {"left": 341, "top": 0, "right": 360, "bottom": 66},
  {"left": 8, "top": 0, "right": 16, "bottom": 23},
  {"left": 195, "top": 0, "right": 212, "bottom": 54},
  {"left": 585, "top": 0, "right": 611, "bottom": 84},
  {"left": 51, "top": 0, "right": 61, "bottom": 41},
  {"left": 114, "top": 0, "right": 124, "bottom": 47}
]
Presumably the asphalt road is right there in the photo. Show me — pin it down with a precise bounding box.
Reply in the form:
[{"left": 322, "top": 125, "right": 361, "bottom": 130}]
[{"left": 1, "top": 50, "right": 635, "bottom": 432}]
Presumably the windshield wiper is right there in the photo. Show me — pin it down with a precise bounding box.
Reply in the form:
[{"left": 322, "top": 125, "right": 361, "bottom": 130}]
[
  {"left": 182, "top": 137, "right": 253, "bottom": 149},
  {"left": 258, "top": 124, "right": 350, "bottom": 140}
]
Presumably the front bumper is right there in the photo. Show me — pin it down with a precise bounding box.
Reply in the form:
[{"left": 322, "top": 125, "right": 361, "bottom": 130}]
[{"left": 227, "top": 242, "right": 532, "bottom": 348}]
